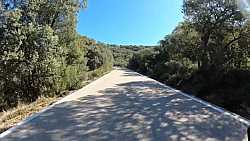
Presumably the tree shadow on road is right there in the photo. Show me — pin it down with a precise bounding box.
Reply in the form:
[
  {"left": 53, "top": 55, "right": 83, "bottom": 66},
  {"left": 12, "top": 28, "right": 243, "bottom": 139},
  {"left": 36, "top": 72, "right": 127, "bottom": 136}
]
[{"left": 3, "top": 80, "right": 248, "bottom": 141}]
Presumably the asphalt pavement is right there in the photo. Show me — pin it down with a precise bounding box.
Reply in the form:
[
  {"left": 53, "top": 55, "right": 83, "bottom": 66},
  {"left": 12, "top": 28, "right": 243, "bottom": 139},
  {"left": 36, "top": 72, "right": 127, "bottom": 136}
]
[{"left": 0, "top": 68, "right": 249, "bottom": 141}]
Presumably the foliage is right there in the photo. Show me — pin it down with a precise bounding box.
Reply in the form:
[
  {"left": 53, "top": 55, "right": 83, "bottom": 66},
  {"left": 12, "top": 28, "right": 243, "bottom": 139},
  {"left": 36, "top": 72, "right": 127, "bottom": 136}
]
[
  {"left": 0, "top": 0, "right": 113, "bottom": 111},
  {"left": 110, "top": 45, "right": 151, "bottom": 67},
  {"left": 183, "top": 0, "right": 249, "bottom": 70},
  {"left": 128, "top": 0, "right": 250, "bottom": 119},
  {"left": 128, "top": 48, "right": 193, "bottom": 87},
  {"left": 86, "top": 44, "right": 113, "bottom": 70},
  {"left": 128, "top": 48, "right": 159, "bottom": 75},
  {"left": 0, "top": 8, "right": 62, "bottom": 109}
]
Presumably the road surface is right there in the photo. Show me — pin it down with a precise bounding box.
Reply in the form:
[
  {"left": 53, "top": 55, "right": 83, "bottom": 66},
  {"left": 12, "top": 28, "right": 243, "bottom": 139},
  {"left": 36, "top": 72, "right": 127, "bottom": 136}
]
[{"left": 0, "top": 68, "right": 249, "bottom": 141}]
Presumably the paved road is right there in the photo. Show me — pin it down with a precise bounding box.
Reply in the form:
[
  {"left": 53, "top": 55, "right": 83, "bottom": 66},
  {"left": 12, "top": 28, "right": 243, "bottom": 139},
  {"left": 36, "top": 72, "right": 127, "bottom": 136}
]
[{"left": 0, "top": 68, "right": 249, "bottom": 141}]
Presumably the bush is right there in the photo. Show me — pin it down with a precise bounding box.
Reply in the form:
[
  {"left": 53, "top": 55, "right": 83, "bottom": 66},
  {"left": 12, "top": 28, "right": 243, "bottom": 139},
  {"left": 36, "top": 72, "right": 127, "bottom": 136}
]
[
  {"left": 0, "top": 11, "right": 61, "bottom": 109},
  {"left": 0, "top": 1, "right": 114, "bottom": 112},
  {"left": 86, "top": 45, "right": 114, "bottom": 72},
  {"left": 158, "top": 61, "right": 188, "bottom": 85},
  {"left": 128, "top": 48, "right": 158, "bottom": 75}
]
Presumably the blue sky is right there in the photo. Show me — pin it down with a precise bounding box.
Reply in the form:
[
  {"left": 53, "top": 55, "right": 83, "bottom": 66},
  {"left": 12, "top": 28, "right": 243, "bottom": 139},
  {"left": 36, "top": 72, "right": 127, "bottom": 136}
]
[{"left": 77, "top": 0, "right": 184, "bottom": 45}]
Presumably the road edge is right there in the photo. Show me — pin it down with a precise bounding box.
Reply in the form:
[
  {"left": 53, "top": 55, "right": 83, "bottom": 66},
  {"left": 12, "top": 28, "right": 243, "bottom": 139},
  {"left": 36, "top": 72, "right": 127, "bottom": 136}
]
[
  {"left": 125, "top": 68, "right": 250, "bottom": 127},
  {"left": 0, "top": 70, "right": 114, "bottom": 139},
  {"left": 125, "top": 68, "right": 250, "bottom": 140}
]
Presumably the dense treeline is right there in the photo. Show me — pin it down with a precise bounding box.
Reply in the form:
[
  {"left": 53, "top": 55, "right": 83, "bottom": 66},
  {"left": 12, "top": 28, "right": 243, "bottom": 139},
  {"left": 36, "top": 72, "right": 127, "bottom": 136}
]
[
  {"left": 128, "top": 0, "right": 250, "bottom": 119},
  {"left": 0, "top": 0, "right": 113, "bottom": 111},
  {"left": 110, "top": 45, "right": 155, "bottom": 67}
]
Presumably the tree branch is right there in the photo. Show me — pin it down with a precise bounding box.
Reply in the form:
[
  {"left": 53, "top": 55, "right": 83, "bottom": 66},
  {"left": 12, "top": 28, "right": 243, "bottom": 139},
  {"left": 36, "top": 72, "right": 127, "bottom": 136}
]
[{"left": 224, "top": 36, "right": 241, "bottom": 48}]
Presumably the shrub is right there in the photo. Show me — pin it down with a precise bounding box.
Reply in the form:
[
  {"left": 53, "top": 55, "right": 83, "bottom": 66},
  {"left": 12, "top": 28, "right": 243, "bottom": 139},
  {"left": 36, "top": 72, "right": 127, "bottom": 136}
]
[{"left": 0, "top": 11, "right": 61, "bottom": 109}]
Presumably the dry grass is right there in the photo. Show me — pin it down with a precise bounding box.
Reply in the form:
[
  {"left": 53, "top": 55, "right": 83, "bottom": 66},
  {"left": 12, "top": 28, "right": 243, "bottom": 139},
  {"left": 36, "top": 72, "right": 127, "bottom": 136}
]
[
  {"left": 0, "top": 70, "right": 112, "bottom": 134},
  {"left": 0, "top": 97, "right": 58, "bottom": 133}
]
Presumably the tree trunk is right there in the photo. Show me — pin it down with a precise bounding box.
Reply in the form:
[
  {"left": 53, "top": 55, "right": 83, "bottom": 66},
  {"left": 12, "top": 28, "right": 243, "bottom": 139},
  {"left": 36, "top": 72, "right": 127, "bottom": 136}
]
[{"left": 199, "top": 31, "right": 210, "bottom": 70}]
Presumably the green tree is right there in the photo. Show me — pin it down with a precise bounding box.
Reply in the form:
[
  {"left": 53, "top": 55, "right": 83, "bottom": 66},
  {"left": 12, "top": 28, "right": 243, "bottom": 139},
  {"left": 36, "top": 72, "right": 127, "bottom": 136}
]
[
  {"left": 0, "top": 0, "right": 90, "bottom": 110},
  {"left": 0, "top": 9, "right": 61, "bottom": 109},
  {"left": 183, "top": 0, "right": 246, "bottom": 70}
]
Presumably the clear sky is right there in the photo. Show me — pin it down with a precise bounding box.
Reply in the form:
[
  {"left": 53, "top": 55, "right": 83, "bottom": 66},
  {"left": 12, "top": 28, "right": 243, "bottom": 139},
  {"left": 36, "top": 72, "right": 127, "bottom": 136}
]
[{"left": 77, "top": 0, "right": 184, "bottom": 46}]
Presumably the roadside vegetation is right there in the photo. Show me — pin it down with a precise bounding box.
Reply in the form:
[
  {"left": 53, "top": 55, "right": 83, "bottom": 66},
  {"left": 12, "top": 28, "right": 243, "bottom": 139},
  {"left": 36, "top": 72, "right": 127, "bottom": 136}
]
[
  {"left": 127, "top": 0, "right": 250, "bottom": 119},
  {"left": 0, "top": 97, "right": 57, "bottom": 133},
  {"left": 1, "top": 0, "right": 250, "bottom": 134},
  {"left": 0, "top": 0, "right": 113, "bottom": 132},
  {"left": 0, "top": 68, "right": 111, "bottom": 133},
  {"left": 110, "top": 45, "right": 154, "bottom": 67}
]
